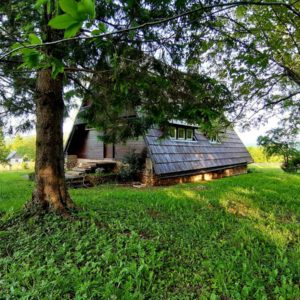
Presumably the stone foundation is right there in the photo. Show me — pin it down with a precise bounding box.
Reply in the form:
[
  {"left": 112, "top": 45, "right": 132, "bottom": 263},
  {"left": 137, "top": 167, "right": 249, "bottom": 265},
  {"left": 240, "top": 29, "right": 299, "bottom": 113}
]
[{"left": 142, "top": 161, "right": 247, "bottom": 186}]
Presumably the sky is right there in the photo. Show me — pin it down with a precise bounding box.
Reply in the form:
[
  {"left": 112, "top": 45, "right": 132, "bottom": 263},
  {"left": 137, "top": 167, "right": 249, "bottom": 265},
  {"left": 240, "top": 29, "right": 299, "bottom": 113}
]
[{"left": 235, "top": 116, "right": 279, "bottom": 146}]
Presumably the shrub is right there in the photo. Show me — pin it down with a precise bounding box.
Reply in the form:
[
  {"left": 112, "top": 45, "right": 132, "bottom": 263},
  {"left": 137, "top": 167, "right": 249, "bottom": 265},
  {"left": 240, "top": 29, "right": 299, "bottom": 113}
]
[
  {"left": 28, "top": 172, "right": 35, "bottom": 181},
  {"left": 21, "top": 161, "right": 29, "bottom": 170},
  {"left": 281, "top": 154, "right": 300, "bottom": 173},
  {"left": 118, "top": 151, "right": 146, "bottom": 182},
  {"left": 86, "top": 172, "right": 117, "bottom": 186}
]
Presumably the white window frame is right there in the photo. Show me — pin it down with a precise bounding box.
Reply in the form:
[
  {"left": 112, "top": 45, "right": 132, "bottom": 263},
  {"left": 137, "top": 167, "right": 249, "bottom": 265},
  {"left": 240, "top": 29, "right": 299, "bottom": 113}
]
[
  {"left": 186, "top": 128, "right": 194, "bottom": 141},
  {"left": 177, "top": 127, "right": 185, "bottom": 140},
  {"left": 169, "top": 126, "right": 177, "bottom": 139},
  {"left": 209, "top": 136, "right": 221, "bottom": 144}
]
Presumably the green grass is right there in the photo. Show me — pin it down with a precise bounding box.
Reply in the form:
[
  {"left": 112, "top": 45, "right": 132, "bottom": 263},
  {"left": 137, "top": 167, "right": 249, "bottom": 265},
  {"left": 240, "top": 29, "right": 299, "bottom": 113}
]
[{"left": 0, "top": 166, "right": 300, "bottom": 299}]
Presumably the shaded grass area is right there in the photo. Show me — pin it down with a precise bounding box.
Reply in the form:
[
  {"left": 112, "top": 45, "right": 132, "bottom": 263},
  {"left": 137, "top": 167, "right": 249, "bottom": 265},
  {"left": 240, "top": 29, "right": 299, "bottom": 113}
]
[{"left": 0, "top": 166, "right": 299, "bottom": 299}]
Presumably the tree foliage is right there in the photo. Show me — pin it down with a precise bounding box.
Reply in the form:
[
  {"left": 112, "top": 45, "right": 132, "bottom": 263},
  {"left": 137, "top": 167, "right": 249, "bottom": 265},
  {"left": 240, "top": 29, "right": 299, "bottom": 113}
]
[
  {"left": 3, "top": 1, "right": 299, "bottom": 138},
  {"left": 246, "top": 146, "right": 282, "bottom": 163},
  {"left": 257, "top": 128, "right": 300, "bottom": 171},
  {"left": 189, "top": 1, "right": 300, "bottom": 129},
  {"left": 0, "top": 127, "right": 9, "bottom": 165},
  {"left": 8, "top": 135, "right": 36, "bottom": 160}
]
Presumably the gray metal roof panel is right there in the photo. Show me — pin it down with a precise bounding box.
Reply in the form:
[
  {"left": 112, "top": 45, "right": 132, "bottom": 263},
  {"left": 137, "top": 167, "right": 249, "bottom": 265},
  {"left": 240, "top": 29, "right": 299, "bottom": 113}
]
[{"left": 145, "top": 128, "right": 252, "bottom": 175}]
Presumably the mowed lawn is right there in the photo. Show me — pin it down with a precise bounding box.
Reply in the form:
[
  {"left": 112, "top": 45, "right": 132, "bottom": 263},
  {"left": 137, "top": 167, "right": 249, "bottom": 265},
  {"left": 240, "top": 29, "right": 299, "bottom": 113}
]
[{"left": 0, "top": 166, "right": 299, "bottom": 299}]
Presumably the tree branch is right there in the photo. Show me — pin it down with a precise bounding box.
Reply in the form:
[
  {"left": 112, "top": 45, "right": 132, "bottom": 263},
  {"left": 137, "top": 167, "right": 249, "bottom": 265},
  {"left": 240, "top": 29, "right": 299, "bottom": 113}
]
[
  {"left": 265, "top": 90, "right": 300, "bottom": 107},
  {"left": 0, "top": 1, "right": 299, "bottom": 61}
]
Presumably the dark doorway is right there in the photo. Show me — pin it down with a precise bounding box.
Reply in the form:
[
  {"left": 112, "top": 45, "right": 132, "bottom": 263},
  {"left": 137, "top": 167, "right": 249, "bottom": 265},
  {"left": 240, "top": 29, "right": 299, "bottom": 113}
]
[{"left": 104, "top": 144, "right": 115, "bottom": 159}]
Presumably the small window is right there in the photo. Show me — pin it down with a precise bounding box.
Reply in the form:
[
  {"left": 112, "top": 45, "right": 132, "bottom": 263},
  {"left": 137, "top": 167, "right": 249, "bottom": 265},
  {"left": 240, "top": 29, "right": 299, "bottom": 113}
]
[
  {"left": 168, "top": 126, "right": 177, "bottom": 139},
  {"left": 186, "top": 128, "right": 194, "bottom": 141},
  {"left": 178, "top": 127, "right": 185, "bottom": 139},
  {"left": 209, "top": 136, "right": 221, "bottom": 144}
]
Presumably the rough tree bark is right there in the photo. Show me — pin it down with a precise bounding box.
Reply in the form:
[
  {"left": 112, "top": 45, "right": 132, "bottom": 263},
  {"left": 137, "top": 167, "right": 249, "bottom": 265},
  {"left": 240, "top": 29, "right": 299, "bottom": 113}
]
[
  {"left": 25, "top": 69, "right": 75, "bottom": 214},
  {"left": 24, "top": 1, "right": 75, "bottom": 215}
]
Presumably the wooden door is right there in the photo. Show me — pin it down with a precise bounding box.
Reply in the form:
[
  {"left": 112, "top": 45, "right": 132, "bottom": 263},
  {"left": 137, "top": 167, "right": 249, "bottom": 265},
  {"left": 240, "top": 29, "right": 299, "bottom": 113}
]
[{"left": 104, "top": 144, "right": 115, "bottom": 159}]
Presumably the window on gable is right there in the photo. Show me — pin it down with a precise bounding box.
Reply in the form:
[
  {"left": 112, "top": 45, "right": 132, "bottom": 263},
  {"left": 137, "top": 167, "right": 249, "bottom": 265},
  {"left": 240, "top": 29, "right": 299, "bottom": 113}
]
[
  {"left": 168, "top": 126, "right": 177, "bottom": 139},
  {"left": 186, "top": 128, "right": 194, "bottom": 140},
  {"left": 209, "top": 135, "right": 221, "bottom": 144},
  {"left": 178, "top": 127, "right": 185, "bottom": 139},
  {"left": 168, "top": 126, "right": 195, "bottom": 141}
]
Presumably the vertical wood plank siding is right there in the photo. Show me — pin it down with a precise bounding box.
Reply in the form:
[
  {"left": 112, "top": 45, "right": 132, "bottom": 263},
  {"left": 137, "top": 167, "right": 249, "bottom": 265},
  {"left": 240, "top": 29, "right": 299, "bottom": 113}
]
[
  {"left": 67, "top": 127, "right": 104, "bottom": 159},
  {"left": 67, "top": 126, "right": 146, "bottom": 161},
  {"left": 114, "top": 137, "right": 147, "bottom": 160}
]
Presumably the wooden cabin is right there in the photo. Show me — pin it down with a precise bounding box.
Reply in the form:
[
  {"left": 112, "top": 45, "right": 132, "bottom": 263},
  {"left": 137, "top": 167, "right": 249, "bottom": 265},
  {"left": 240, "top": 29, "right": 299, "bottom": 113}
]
[{"left": 65, "top": 119, "right": 252, "bottom": 185}]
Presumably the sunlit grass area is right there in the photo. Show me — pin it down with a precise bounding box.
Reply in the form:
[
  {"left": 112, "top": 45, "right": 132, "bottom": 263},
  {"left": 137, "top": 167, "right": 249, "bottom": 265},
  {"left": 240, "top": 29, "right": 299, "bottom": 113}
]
[{"left": 0, "top": 165, "right": 299, "bottom": 299}]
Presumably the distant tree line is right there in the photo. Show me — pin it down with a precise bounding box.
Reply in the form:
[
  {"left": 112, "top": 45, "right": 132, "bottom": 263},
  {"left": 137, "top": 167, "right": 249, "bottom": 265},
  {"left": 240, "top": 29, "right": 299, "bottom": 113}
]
[
  {"left": 258, "top": 129, "right": 300, "bottom": 172},
  {"left": 0, "top": 131, "right": 36, "bottom": 165},
  {"left": 7, "top": 135, "right": 36, "bottom": 161},
  {"left": 247, "top": 146, "right": 282, "bottom": 163}
]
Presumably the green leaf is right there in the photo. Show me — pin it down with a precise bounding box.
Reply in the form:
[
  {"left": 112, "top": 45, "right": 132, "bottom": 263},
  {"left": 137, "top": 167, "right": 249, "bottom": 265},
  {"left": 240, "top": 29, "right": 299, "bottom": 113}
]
[
  {"left": 11, "top": 42, "right": 23, "bottom": 54},
  {"left": 34, "top": 0, "right": 48, "bottom": 9},
  {"left": 21, "top": 49, "right": 42, "bottom": 68},
  {"left": 50, "top": 59, "right": 64, "bottom": 78},
  {"left": 235, "top": 6, "right": 247, "bottom": 19},
  {"left": 91, "top": 23, "right": 106, "bottom": 35},
  {"left": 98, "top": 23, "right": 107, "bottom": 33},
  {"left": 59, "top": 0, "right": 79, "bottom": 18},
  {"left": 29, "top": 33, "right": 42, "bottom": 45},
  {"left": 64, "top": 22, "right": 83, "bottom": 38},
  {"left": 48, "top": 14, "right": 78, "bottom": 29},
  {"left": 78, "top": 0, "right": 95, "bottom": 19}
]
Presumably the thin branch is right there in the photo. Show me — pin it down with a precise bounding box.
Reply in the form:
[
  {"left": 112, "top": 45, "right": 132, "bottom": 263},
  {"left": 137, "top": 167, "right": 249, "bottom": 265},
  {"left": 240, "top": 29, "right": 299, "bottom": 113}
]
[
  {"left": 0, "top": 1, "right": 299, "bottom": 60},
  {"left": 265, "top": 90, "right": 300, "bottom": 107},
  {"left": 246, "top": 90, "right": 300, "bottom": 121},
  {"left": 64, "top": 67, "right": 110, "bottom": 74}
]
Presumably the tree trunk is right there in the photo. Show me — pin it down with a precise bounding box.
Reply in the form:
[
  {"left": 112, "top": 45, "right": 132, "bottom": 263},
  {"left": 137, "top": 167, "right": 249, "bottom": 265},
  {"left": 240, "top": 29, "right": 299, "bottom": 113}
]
[{"left": 26, "top": 69, "right": 74, "bottom": 215}]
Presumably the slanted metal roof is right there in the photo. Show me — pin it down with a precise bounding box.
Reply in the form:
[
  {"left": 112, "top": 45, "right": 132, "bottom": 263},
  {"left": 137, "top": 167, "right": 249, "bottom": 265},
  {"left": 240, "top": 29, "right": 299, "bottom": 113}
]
[
  {"left": 145, "top": 128, "right": 253, "bottom": 176},
  {"left": 6, "top": 151, "right": 19, "bottom": 160}
]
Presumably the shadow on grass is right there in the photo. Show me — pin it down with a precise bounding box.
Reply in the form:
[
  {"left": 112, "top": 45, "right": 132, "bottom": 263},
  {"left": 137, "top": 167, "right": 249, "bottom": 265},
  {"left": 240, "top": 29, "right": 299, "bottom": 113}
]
[{"left": 1, "top": 168, "right": 300, "bottom": 298}]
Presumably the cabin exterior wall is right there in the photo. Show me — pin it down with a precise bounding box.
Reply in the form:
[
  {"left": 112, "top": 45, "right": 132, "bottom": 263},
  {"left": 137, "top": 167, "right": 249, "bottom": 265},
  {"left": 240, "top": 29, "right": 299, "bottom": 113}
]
[
  {"left": 114, "top": 137, "right": 147, "bottom": 161},
  {"left": 66, "top": 126, "right": 147, "bottom": 168}
]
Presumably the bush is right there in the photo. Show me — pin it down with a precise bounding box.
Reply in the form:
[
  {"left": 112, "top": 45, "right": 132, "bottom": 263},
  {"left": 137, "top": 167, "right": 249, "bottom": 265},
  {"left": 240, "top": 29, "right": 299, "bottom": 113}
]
[
  {"left": 21, "top": 161, "right": 29, "bottom": 170},
  {"left": 118, "top": 151, "right": 146, "bottom": 182},
  {"left": 28, "top": 172, "right": 35, "bottom": 181},
  {"left": 281, "top": 154, "right": 300, "bottom": 173},
  {"left": 86, "top": 173, "right": 117, "bottom": 186}
]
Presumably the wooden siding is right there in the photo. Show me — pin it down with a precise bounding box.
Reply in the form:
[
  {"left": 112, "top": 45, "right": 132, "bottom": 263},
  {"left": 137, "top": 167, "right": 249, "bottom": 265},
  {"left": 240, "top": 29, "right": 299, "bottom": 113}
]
[
  {"left": 145, "top": 128, "right": 253, "bottom": 176},
  {"left": 67, "top": 125, "right": 146, "bottom": 161},
  {"left": 67, "top": 126, "right": 104, "bottom": 159},
  {"left": 114, "top": 137, "right": 147, "bottom": 161},
  {"left": 104, "top": 144, "right": 114, "bottom": 159}
]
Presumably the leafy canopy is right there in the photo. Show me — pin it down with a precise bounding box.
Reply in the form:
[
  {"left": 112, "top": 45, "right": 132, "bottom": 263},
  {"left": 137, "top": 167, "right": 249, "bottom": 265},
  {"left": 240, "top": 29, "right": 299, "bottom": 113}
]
[
  {"left": 257, "top": 128, "right": 300, "bottom": 170},
  {"left": 1, "top": 0, "right": 300, "bottom": 138},
  {"left": 0, "top": 127, "right": 9, "bottom": 165}
]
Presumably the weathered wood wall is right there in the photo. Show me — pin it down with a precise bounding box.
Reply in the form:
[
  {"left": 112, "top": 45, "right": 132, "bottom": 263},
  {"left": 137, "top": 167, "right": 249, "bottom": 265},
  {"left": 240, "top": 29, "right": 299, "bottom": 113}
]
[
  {"left": 67, "top": 126, "right": 146, "bottom": 161},
  {"left": 114, "top": 137, "right": 147, "bottom": 160},
  {"left": 67, "top": 127, "right": 104, "bottom": 160}
]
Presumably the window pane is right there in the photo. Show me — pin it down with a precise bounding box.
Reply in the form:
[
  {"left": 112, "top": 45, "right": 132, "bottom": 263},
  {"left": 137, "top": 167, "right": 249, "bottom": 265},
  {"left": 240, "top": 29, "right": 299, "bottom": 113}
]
[
  {"left": 209, "top": 136, "right": 221, "bottom": 144},
  {"left": 168, "top": 126, "right": 176, "bottom": 139},
  {"left": 178, "top": 127, "right": 185, "bottom": 139},
  {"left": 186, "top": 129, "right": 193, "bottom": 140}
]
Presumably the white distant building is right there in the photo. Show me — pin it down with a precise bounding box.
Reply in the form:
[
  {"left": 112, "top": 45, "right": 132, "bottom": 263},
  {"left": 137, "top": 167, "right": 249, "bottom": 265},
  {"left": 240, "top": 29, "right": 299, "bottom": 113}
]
[{"left": 6, "top": 151, "right": 24, "bottom": 165}]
